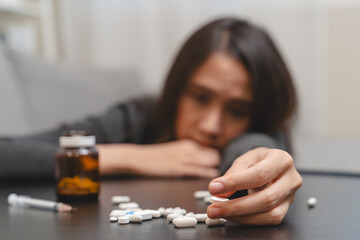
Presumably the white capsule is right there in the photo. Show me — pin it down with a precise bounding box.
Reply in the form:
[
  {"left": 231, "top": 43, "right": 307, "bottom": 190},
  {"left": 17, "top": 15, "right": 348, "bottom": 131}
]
[
  {"left": 111, "top": 196, "right": 131, "bottom": 204},
  {"left": 164, "top": 207, "right": 173, "bottom": 217},
  {"left": 307, "top": 197, "right": 317, "bottom": 208},
  {"left": 173, "top": 216, "right": 197, "bottom": 228},
  {"left": 194, "top": 190, "right": 211, "bottom": 199},
  {"left": 173, "top": 208, "right": 186, "bottom": 215},
  {"left": 210, "top": 196, "right": 229, "bottom": 203},
  {"left": 119, "top": 202, "right": 139, "bottom": 209},
  {"left": 194, "top": 213, "right": 208, "bottom": 222},
  {"left": 109, "top": 216, "right": 118, "bottom": 222},
  {"left": 206, "top": 218, "right": 227, "bottom": 226},
  {"left": 138, "top": 210, "right": 153, "bottom": 221},
  {"left": 167, "top": 213, "right": 183, "bottom": 222},
  {"left": 185, "top": 212, "right": 195, "bottom": 217},
  {"left": 109, "top": 210, "right": 127, "bottom": 217},
  {"left": 157, "top": 207, "right": 165, "bottom": 217},
  {"left": 203, "top": 196, "right": 212, "bottom": 204},
  {"left": 144, "top": 209, "right": 161, "bottom": 218},
  {"left": 129, "top": 214, "right": 143, "bottom": 223},
  {"left": 118, "top": 216, "right": 130, "bottom": 225}
]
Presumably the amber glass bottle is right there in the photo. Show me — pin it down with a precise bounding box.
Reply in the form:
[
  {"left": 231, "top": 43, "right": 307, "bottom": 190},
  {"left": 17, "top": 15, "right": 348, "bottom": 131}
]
[{"left": 55, "top": 131, "right": 100, "bottom": 202}]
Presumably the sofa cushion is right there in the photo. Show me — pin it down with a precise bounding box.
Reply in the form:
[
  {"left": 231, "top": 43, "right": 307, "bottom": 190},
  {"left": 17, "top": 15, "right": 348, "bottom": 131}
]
[
  {"left": 0, "top": 40, "right": 30, "bottom": 135},
  {"left": 1, "top": 43, "right": 144, "bottom": 135}
]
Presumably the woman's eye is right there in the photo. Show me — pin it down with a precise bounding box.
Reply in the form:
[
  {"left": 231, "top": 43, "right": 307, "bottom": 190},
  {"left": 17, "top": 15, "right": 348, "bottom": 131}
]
[
  {"left": 190, "top": 93, "right": 209, "bottom": 104},
  {"left": 228, "top": 107, "right": 248, "bottom": 119}
]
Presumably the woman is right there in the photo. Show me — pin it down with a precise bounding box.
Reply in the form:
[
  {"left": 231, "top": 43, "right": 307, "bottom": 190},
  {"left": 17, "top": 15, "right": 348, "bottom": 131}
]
[{"left": 0, "top": 18, "right": 302, "bottom": 225}]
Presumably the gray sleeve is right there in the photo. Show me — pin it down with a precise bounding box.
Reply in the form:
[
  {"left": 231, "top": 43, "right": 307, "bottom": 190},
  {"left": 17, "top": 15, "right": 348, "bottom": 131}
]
[
  {"left": 0, "top": 99, "right": 152, "bottom": 181},
  {"left": 219, "top": 131, "right": 287, "bottom": 174}
]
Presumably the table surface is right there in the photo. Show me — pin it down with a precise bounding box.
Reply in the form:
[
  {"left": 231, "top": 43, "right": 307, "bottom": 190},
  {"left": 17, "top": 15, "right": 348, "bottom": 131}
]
[{"left": 1, "top": 173, "right": 360, "bottom": 240}]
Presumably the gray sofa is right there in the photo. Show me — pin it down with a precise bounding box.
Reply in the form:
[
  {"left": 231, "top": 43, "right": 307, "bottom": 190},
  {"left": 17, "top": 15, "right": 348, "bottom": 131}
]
[{"left": 0, "top": 40, "right": 144, "bottom": 136}]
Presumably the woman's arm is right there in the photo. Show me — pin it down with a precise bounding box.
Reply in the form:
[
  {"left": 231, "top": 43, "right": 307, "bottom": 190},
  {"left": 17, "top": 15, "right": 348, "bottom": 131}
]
[
  {"left": 0, "top": 98, "right": 152, "bottom": 181},
  {"left": 97, "top": 139, "right": 220, "bottom": 178}
]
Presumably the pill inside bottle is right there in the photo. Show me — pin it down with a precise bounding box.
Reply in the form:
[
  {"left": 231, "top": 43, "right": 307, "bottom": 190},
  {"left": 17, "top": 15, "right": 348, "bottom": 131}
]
[{"left": 55, "top": 130, "right": 100, "bottom": 203}]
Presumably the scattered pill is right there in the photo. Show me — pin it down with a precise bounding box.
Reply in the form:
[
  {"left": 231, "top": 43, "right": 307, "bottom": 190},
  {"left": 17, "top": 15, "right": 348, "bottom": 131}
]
[
  {"left": 194, "top": 190, "right": 211, "bottom": 199},
  {"left": 119, "top": 202, "right": 140, "bottom": 209},
  {"left": 111, "top": 196, "right": 131, "bottom": 204},
  {"left": 173, "top": 216, "right": 197, "bottom": 228},
  {"left": 167, "top": 213, "right": 183, "bottom": 222},
  {"left": 138, "top": 210, "right": 153, "bottom": 221},
  {"left": 158, "top": 207, "right": 165, "bottom": 217},
  {"left": 109, "top": 210, "right": 127, "bottom": 217},
  {"left": 206, "top": 218, "right": 227, "bottom": 226},
  {"left": 210, "top": 196, "right": 229, "bottom": 203},
  {"left": 109, "top": 216, "right": 118, "bottom": 222},
  {"left": 194, "top": 213, "right": 208, "bottom": 222},
  {"left": 129, "top": 214, "right": 143, "bottom": 223},
  {"left": 203, "top": 196, "right": 212, "bottom": 204},
  {"left": 118, "top": 216, "right": 130, "bottom": 225},
  {"left": 164, "top": 207, "right": 174, "bottom": 217},
  {"left": 185, "top": 212, "right": 195, "bottom": 217},
  {"left": 307, "top": 197, "right": 317, "bottom": 208},
  {"left": 149, "top": 210, "right": 161, "bottom": 218}
]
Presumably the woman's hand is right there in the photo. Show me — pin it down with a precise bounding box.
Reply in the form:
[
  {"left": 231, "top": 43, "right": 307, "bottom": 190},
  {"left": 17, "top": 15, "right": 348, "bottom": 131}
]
[
  {"left": 207, "top": 147, "right": 302, "bottom": 225},
  {"left": 98, "top": 139, "right": 220, "bottom": 178}
]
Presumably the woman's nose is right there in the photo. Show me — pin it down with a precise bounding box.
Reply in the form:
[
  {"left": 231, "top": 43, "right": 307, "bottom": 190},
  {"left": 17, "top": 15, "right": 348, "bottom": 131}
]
[{"left": 198, "top": 108, "right": 222, "bottom": 137}]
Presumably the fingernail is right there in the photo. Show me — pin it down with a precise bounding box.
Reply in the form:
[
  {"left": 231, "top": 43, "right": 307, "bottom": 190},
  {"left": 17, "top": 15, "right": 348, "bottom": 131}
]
[
  {"left": 209, "top": 182, "right": 224, "bottom": 194},
  {"left": 208, "top": 206, "right": 222, "bottom": 218}
]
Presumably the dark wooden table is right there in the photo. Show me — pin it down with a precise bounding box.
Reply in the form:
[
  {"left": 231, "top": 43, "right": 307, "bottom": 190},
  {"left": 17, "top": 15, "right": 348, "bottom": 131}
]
[{"left": 1, "top": 173, "right": 360, "bottom": 240}]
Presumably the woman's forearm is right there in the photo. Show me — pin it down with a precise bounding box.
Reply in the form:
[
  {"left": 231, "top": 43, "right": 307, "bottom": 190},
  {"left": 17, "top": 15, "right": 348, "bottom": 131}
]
[{"left": 97, "top": 144, "right": 140, "bottom": 175}]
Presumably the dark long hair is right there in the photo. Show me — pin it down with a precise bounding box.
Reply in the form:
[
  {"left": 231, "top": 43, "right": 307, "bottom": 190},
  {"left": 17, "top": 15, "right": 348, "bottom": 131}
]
[{"left": 153, "top": 17, "right": 297, "bottom": 147}]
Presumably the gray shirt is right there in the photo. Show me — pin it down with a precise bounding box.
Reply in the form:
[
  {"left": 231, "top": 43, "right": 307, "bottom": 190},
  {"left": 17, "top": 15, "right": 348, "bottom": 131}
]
[{"left": 0, "top": 98, "right": 286, "bottom": 181}]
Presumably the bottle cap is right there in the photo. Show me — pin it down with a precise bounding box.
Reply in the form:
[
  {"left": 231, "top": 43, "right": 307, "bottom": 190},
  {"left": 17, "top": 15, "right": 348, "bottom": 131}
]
[{"left": 59, "top": 135, "right": 95, "bottom": 147}]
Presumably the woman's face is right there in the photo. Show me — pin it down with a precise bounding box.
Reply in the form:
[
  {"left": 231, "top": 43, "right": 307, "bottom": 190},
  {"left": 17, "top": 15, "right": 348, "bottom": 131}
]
[{"left": 175, "top": 52, "right": 253, "bottom": 151}]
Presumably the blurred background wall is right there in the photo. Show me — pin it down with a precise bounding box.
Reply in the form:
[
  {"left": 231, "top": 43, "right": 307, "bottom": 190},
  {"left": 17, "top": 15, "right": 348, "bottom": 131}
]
[{"left": 1, "top": 0, "right": 359, "bottom": 173}]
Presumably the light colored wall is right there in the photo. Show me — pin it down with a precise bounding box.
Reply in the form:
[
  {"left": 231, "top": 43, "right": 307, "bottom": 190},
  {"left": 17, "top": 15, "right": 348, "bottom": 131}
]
[
  {"left": 54, "top": 0, "right": 360, "bottom": 172},
  {"left": 326, "top": 5, "right": 360, "bottom": 137}
]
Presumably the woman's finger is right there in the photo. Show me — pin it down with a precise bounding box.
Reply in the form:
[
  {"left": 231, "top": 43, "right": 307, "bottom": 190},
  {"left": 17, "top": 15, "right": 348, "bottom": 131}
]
[
  {"left": 207, "top": 170, "right": 299, "bottom": 218},
  {"left": 225, "top": 195, "right": 294, "bottom": 226},
  {"left": 224, "top": 147, "right": 269, "bottom": 175},
  {"left": 209, "top": 149, "right": 294, "bottom": 195}
]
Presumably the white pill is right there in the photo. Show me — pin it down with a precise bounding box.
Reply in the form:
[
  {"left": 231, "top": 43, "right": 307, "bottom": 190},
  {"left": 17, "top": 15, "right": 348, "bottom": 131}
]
[
  {"left": 164, "top": 207, "right": 173, "bottom": 217},
  {"left": 119, "top": 202, "right": 139, "bottom": 209},
  {"left": 157, "top": 207, "right": 165, "bottom": 217},
  {"left": 109, "top": 210, "right": 127, "bottom": 217},
  {"left": 173, "top": 216, "right": 197, "bottom": 228},
  {"left": 194, "top": 213, "right": 208, "bottom": 222},
  {"left": 109, "top": 216, "right": 118, "bottom": 222},
  {"left": 111, "top": 196, "right": 131, "bottom": 204},
  {"left": 129, "top": 214, "right": 143, "bottom": 223},
  {"left": 194, "top": 190, "right": 211, "bottom": 199},
  {"left": 206, "top": 218, "right": 227, "bottom": 226},
  {"left": 203, "top": 196, "right": 212, "bottom": 204},
  {"left": 167, "top": 213, "right": 183, "bottom": 222},
  {"left": 185, "top": 212, "right": 195, "bottom": 217},
  {"left": 307, "top": 197, "right": 317, "bottom": 208},
  {"left": 118, "top": 216, "right": 130, "bottom": 224},
  {"left": 173, "top": 208, "right": 186, "bottom": 215},
  {"left": 210, "top": 196, "right": 229, "bottom": 203},
  {"left": 145, "top": 209, "right": 161, "bottom": 218},
  {"left": 138, "top": 210, "right": 153, "bottom": 221}
]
